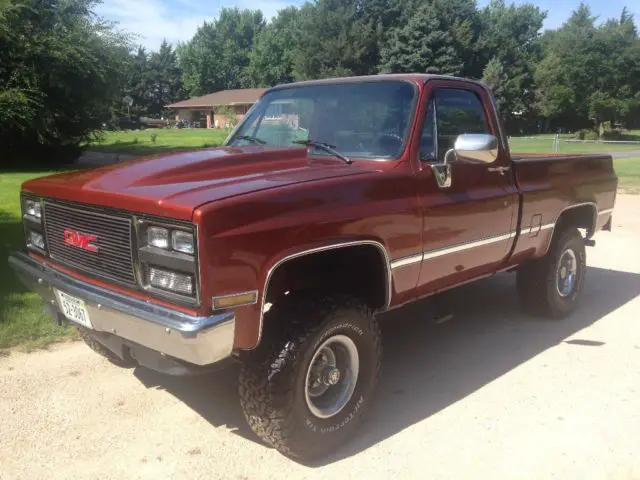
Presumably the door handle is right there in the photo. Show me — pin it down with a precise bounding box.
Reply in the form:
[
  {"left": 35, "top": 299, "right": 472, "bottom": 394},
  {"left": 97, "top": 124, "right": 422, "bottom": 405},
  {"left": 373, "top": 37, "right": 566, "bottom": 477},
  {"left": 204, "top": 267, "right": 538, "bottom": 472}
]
[{"left": 488, "top": 166, "right": 510, "bottom": 175}]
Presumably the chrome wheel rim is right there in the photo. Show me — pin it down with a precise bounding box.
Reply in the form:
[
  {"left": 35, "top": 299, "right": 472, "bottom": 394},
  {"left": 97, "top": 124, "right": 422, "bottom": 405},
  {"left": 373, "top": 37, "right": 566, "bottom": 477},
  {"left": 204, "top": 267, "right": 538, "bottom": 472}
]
[
  {"left": 556, "top": 248, "right": 578, "bottom": 297},
  {"left": 304, "top": 335, "right": 359, "bottom": 419}
]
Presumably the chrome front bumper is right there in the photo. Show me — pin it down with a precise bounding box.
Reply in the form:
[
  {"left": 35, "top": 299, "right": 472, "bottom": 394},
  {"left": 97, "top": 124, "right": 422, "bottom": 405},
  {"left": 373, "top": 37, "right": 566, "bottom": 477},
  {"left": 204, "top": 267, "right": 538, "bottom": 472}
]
[{"left": 8, "top": 252, "right": 235, "bottom": 366}]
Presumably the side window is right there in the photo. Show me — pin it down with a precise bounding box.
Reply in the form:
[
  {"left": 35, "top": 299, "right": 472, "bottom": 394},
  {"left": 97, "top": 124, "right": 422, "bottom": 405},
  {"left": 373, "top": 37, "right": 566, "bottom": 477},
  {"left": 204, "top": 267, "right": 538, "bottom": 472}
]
[
  {"left": 419, "top": 100, "right": 436, "bottom": 162},
  {"left": 435, "top": 89, "right": 488, "bottom": 162}
]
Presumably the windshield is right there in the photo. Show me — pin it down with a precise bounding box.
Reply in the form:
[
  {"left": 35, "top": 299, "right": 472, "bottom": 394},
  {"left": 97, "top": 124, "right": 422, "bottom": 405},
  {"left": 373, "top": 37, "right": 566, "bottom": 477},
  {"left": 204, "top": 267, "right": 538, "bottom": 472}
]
[{"left": 226, "top": 80, "right": 417, "bottom": 159}]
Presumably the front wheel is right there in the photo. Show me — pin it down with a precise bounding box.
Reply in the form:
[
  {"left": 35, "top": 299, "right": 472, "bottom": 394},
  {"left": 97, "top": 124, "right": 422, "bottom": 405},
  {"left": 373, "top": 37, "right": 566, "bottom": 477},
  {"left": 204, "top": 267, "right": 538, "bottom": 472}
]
[
  {"left": 517, "top": 227, "right": 587, "bottom": 318},
  {"left": 238, "top": 295, "right": 382, "bottom": 460},
  {"left": 76, "top": 327, "right": 135, "bottom": 367}
]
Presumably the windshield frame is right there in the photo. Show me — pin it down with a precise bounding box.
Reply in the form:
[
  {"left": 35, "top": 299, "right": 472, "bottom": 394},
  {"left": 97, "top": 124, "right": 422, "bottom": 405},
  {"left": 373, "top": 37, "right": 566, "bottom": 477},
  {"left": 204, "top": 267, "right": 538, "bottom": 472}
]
[{"left": 224, "top": 79, "right": 420, "bottom": 161}]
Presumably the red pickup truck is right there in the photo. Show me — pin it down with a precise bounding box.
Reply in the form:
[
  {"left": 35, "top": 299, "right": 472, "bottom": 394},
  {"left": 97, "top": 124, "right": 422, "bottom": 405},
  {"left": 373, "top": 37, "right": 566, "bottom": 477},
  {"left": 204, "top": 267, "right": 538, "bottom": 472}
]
[{"left": 9, "top": 74, "right": 617, "bottom": 460}]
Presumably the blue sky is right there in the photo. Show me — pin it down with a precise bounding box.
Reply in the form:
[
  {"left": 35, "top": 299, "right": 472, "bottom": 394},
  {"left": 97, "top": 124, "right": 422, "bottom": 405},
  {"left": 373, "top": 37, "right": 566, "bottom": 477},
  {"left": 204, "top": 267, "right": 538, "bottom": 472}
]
[{"left": 96, "top": 0, "right": 639, "bottom": 51}]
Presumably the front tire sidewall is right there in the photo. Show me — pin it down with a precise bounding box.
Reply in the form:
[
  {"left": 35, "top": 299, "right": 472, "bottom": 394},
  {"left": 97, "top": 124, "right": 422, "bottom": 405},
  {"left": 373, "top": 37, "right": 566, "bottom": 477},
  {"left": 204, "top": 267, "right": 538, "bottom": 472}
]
[{"left": 292, "top": 313, "right": 378, "bottom": 446}]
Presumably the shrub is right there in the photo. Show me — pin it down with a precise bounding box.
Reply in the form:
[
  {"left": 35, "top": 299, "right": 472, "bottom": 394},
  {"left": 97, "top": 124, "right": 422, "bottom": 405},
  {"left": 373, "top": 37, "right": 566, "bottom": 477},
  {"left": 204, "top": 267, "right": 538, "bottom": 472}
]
[
  {"left": 575, "top": 129, "right": 596, "bottom": 140},
  {"left": 584, "top": 130, "right": 599, "bottom": 141},
  {"left": 0, "top": 1, "right": 131, "bottom": 167},
  {"left": 601, "top": 130, "right": 640, "bottom": 141}
]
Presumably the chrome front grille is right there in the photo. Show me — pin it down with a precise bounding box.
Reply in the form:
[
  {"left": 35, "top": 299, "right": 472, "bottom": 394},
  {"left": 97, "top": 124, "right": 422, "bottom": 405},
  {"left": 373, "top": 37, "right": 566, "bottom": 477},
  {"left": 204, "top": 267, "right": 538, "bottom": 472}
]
[{"left": 43, "top": 201, "right": 136, "bottom": 285}]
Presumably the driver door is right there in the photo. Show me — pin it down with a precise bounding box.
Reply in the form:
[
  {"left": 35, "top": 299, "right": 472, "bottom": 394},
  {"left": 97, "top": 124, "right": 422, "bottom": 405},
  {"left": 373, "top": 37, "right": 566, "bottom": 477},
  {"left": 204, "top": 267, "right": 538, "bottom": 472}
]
[{"left": 415, "top": 82, "right": 518, "bottom": 294}]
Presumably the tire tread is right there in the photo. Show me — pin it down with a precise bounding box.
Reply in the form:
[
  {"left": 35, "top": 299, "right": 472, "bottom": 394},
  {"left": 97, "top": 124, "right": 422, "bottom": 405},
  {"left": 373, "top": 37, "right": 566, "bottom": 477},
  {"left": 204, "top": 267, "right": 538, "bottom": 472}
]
[
  {"left": 238, "top": 295, "right": 381, "bottom": 459},
  {"left": 517, "top": 227, "right": 586, "bottom": 318}
]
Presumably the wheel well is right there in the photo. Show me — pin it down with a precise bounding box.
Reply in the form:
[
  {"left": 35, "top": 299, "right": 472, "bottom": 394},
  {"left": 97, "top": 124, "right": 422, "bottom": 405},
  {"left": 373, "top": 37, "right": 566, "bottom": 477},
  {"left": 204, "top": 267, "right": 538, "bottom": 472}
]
[
  {"left": 265, "top": 244, "right": 389, "bottom": 312},
  {"left": 555, "top": 204, "right": 597, "bottom": 239}
]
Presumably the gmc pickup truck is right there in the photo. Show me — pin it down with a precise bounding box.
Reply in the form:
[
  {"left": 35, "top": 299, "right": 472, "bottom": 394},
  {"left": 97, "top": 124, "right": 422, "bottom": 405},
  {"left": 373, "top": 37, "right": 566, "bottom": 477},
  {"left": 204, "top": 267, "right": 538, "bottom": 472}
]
[{"left": 9, "top": 74, "right": 617, "bottom": 460}]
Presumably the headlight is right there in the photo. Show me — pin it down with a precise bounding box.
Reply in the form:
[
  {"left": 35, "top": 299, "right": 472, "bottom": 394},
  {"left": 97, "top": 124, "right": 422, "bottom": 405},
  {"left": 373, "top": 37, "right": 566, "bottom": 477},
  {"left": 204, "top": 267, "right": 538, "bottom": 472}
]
[
  {"left": 27, "top": 230, "right": 46, "bottom": 250},
  {"left": 147, "top": 267, "right": 194, "bottom": 295},
  {"left": 138, "top": 220, "right": 198, "bottom": 303},
  {"left": 24, "top": 199, "right": 42, "bottom": 221},
  {"left": 22, "top": 195, "right": 47, "bottom": 254},
  {"left": 171, "top": 230, "right": 195, "bottom": 255},
  {"left": 147, "top": 227, "right": 169, "bottom": 249}
]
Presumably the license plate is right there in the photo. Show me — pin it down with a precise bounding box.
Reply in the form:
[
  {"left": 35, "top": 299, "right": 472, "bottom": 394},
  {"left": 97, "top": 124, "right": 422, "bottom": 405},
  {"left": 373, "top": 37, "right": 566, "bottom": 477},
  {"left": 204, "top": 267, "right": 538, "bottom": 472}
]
[{"left": 55, "top": 290, "right": 93, "bottom": 329}]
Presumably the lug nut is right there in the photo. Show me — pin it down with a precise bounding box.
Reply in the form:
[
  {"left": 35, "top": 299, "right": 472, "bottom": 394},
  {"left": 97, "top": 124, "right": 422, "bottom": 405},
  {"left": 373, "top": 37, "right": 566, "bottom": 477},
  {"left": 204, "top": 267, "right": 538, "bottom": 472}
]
[{"left": 322, "top": 367, "right": 341, "bottom": 386}]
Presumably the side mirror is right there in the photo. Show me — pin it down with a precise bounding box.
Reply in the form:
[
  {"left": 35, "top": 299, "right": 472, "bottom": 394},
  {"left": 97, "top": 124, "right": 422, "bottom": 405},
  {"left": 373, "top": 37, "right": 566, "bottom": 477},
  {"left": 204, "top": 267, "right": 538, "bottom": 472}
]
[{"left": 453, "top": 134, "right": 499, "bottom": 164}]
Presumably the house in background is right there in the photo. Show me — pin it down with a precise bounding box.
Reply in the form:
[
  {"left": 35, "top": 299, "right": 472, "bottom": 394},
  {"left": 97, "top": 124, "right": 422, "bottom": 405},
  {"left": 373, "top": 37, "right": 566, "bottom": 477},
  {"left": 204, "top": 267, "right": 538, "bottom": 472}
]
[{"left": 167, "top": 88, "right": 267, "bottom": 128}]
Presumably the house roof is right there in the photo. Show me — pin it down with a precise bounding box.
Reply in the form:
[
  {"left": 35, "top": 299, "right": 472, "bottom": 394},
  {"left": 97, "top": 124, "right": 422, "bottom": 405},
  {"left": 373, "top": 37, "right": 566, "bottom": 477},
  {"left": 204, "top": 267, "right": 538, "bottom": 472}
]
[{"left": 166, "top": 88, "right": 267, "bottom": 109}]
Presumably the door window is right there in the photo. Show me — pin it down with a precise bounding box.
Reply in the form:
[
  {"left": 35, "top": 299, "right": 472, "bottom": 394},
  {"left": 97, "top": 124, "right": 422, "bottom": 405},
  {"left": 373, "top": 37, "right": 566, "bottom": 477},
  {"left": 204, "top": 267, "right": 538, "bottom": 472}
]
[
  {"left": 419, "top": 100, "right": 437, "bottom": 162},
  {"left": 434, "top": 89, "right": 488, "bottom": 162}
]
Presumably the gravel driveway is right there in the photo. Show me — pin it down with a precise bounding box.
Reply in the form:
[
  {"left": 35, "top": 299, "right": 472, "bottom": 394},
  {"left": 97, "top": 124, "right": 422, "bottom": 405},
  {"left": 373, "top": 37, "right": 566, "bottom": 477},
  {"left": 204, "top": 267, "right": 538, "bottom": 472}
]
[
  {"left": 611, "top": 149, "right": 640, "bottom": 159},
  {"left": 2, "top": 196, "right": 640, "bottom": 480}
]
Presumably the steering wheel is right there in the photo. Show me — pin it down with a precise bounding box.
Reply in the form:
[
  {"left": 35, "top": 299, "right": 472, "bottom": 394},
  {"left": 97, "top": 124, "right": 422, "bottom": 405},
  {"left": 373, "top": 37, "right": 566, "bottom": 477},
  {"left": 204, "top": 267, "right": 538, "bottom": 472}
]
[
  {"left": 374, "top": 131, "right": 404, "bottom": 155},
  {"left": 375, "top": 131, "right": 403, "bottom": 143}
]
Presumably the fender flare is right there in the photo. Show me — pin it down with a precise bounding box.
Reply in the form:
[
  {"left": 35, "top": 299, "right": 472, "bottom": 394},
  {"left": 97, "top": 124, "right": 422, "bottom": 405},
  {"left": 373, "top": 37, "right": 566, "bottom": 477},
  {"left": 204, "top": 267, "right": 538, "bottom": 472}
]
[
  {"left": 541, "top": 202, "right": 598, "bottom": 256},
  {"left": 257, "top": 240, "right": 392, "bottom": 343}
]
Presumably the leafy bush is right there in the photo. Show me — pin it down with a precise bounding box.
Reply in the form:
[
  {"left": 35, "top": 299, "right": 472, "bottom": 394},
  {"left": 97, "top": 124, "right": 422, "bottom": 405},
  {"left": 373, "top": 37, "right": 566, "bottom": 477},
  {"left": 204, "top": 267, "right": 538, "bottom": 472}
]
[
  {"left": 584, "top": 130, "right": 599, "bottom": 141},
  {"left": 0, "top": 0, "right": 131, "bottom": 166},
  {"left": 214, "top": 106, "right": 239, "bottom": 128},
  {"left": 575, "top": 129, "right": 597, "bottom": 140},
  {"left": 601, "top": 130, "right": 640, "bottom": 141}
]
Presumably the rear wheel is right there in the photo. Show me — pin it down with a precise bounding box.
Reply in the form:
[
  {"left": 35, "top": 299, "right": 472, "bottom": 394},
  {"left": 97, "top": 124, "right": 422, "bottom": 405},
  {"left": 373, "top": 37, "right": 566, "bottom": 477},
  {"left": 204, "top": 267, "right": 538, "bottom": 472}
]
[
  {"left": 238, "top": 295, "right": 382, "bottom": 460},
  {"left": 517, "top": 227, "right": 586, "bottom": 318}
]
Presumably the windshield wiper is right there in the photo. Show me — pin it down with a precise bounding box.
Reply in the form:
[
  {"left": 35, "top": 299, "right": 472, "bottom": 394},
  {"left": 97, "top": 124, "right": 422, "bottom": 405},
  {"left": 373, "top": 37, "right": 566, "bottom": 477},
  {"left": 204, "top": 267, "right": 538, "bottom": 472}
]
[
  {"left": 234, "top": 135, "right": 266, "bottom": 145},
  {"left": 292, "top": 140, "right": 352, "bottom": 165}
]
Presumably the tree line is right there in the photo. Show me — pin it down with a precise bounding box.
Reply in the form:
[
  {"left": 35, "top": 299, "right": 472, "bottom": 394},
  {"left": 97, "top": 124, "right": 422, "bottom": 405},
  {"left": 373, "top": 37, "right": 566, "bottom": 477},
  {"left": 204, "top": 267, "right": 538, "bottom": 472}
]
[
  {"left": 2, "top": 0, "right": 639, "bottom": 165},
  {"left": 173, "top": 0, "right": 640, "bottom": 136}
]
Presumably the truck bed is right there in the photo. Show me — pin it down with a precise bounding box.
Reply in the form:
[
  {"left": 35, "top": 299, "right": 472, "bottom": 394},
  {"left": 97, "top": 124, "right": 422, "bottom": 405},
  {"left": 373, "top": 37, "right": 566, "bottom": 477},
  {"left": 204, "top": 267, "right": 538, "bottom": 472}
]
[{"left": 509, "top": 152, "right": 617, "bottom": 262}]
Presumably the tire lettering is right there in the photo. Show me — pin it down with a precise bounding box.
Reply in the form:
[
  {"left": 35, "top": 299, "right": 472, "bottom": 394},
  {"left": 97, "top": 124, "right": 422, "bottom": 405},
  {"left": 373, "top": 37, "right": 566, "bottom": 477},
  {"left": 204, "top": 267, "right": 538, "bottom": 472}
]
[
  {"left": 305, "top": 417, "right": 317, "bottom": 432},
  {"left": 305, "top": 395, "right": 364, "bottom": 434},
  {"left": 312, "top": 323, "right": 363, "bottom": 351}
]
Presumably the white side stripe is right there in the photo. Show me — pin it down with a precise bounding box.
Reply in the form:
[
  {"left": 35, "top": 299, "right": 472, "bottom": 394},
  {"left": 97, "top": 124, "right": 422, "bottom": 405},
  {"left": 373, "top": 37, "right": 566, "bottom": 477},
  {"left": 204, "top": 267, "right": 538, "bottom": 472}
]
[
  {"left": 391, "top": 231, "right": 517, "bottom": 268},
  {"left": 422, "top": 231, "right": 516, "bottom": 261},
  {"left": 391, "top": 206, "right": 612, "bottom": 270},
  {"left": 390, "top": 254, "right": 423, "bottom": 269}
]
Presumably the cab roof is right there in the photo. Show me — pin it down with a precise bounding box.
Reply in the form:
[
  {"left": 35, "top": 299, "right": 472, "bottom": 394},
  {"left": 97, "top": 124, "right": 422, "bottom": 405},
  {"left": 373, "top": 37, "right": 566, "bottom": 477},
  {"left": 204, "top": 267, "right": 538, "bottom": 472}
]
[{"left": 266, "top": 73, "right": 488, "bottom": 93}]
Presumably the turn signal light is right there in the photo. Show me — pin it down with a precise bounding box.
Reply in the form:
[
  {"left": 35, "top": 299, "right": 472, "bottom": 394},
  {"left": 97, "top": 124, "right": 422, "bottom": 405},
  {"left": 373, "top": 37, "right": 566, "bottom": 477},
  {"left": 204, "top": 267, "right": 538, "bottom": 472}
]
[{"left": 212, "top": 291, "right": 258, "bottom": 310}]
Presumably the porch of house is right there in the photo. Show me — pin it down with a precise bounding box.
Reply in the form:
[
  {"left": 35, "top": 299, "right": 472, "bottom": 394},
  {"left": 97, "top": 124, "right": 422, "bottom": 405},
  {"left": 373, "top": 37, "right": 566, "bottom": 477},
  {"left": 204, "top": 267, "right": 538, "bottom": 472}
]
[{"left": 174, "top": 104, "right": 253, "bottom": 128}]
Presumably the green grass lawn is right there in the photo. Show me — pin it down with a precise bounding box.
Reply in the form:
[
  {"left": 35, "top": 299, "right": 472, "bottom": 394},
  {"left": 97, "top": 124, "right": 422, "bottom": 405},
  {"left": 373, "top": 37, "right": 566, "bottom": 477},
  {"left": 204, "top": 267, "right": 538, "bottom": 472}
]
[
  {"left": 509, "top": 137, "right": 640, "bottom": 154},
  {"left": 0, "top": 172, "right": 77, "bottom": 353},
  {"left": 88, "top": 129, "right": 640, "bottom": 157},
  {"left": 614, "top": 157, "right": 640, "bottom": 192},
  {"left": 85, "top": 127, "right": 640, "bottom": 157},
  {"left": 87, "top": 128, "right": 232, "bottom": 155}
]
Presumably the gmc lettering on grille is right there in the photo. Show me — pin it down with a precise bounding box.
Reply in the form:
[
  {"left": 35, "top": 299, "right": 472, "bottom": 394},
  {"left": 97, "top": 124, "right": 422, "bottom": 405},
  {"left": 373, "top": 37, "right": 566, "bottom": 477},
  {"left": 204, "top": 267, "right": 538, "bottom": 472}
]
[{"left": 63, "top": 229, "right": 99, "bottom": 253}]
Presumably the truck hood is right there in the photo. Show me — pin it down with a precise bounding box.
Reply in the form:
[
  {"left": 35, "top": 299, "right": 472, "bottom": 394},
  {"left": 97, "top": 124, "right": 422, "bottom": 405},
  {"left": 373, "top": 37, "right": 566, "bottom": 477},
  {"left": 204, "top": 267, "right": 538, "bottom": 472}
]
[{"left": 23, "top": 146, "right": 374, "bottom": 220}]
